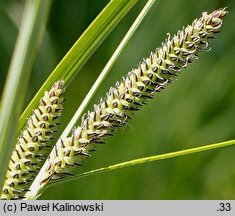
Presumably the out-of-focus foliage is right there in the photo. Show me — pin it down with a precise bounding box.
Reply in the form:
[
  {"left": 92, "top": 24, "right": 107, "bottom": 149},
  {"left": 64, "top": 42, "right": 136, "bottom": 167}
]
[{"left": 1, "top": 0, "right": 235, "bottom": 199}]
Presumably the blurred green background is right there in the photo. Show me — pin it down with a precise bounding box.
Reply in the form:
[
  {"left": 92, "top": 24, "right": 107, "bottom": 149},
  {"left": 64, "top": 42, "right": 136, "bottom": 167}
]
[{"left": 1, "top": 0, "right": 235, "bottom": 199}]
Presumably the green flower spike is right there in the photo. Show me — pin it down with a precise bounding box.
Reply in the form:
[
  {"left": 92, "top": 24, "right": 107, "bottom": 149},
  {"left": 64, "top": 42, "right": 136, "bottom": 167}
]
[
  {"left": 0, "top": 81, "right": 65, "bottom": 200},
  {"left": 42, "top": 8, "right": 227, "bottom": 183}
]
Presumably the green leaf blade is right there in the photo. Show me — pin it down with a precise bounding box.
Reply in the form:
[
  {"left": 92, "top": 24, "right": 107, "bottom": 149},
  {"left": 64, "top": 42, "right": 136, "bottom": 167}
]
[
  {"left": 19, "top": 0, "right": 139, "bottom": 134},
  {"left": 0, "top": 0, "right": 52, "bottom": 193}
]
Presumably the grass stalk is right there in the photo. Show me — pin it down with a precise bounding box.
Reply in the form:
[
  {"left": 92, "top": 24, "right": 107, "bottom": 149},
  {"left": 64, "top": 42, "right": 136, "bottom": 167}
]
[
  {"left": 61, "top": 0, "right": 157, "bottom": 145},
  {"left": 50, "top": 139, "right": 235, "bottom": 187},
  {"left": 18, "top": 0, "right": 139, "bottom": 135}
]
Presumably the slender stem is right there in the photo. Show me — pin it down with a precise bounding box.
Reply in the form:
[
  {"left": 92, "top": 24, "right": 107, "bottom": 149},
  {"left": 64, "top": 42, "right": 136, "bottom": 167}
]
[
  {"left": 49, "top": 139, "right": 235, "bottom": 187},
  {"left": 25, "top": 0, "right": 157, "bottom": 200},
  {"left": 62, "top": 0, "right": 157, "bottom": 138},
  {"left": 0, "top": 0, "right": 52, "bottom": 192}
]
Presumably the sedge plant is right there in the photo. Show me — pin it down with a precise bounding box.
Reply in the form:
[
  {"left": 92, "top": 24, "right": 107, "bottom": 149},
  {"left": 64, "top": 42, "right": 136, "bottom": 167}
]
[{"left": 0, "top": 0, "right": 233, "bottom": 200}]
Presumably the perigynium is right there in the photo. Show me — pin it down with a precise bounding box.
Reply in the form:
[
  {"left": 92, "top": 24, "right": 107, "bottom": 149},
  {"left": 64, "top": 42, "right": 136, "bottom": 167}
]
[
  {"left": 0, "top": 81, "right": 65, "bottom": 200},
  {"left": 39, "top": 8, "right": 227, "bottom": 185}
]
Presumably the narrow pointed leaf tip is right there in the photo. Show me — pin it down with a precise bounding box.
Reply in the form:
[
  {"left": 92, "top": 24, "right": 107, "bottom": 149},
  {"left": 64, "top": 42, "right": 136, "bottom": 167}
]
[
  {"left": 43, "top": 8, "right": 227, "bottom": 184},
  {"left": 0, "top": 81, "right": 65, "bottom": 200}
]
